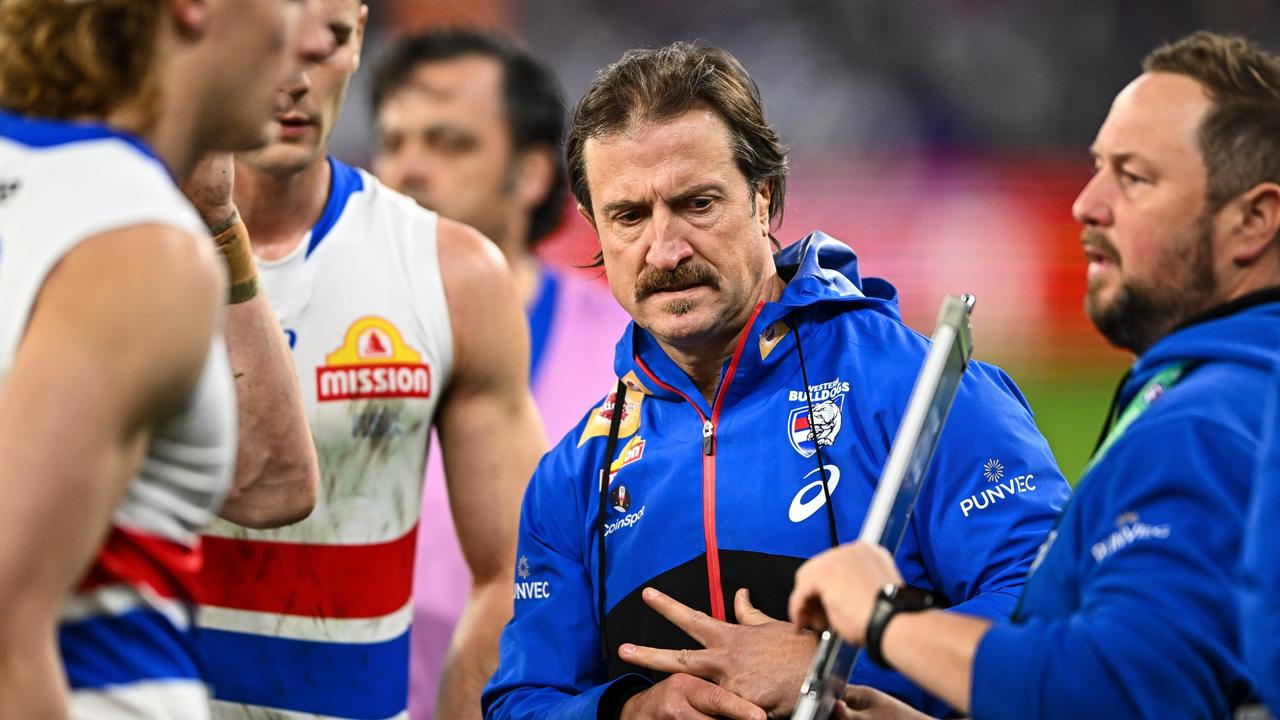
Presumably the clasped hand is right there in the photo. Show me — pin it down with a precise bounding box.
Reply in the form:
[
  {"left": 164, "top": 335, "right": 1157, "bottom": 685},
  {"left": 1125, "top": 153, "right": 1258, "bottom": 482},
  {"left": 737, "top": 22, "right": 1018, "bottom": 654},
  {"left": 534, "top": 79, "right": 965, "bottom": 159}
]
[{"left": 618, "top": 587, "right": 815, "bottom": 719}]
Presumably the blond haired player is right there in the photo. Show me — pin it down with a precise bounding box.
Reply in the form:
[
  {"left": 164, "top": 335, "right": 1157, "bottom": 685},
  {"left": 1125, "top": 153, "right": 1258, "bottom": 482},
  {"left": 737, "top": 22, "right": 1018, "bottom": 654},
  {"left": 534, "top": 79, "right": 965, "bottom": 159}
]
[{"left": 0, "top": 0, "right": 328, "bottom": 716}]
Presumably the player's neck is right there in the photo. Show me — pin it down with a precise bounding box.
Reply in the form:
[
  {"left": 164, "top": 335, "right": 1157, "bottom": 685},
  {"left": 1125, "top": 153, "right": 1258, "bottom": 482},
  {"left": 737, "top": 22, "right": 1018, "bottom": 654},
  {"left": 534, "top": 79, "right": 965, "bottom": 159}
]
[
  {"left": 509, "top": 253, "right": 542, "bottom": 309},
  {"left": 234, "top": 155, "right": 332, "bottom": 262},
  {"left": 491, "top": 216, "right": 542, "bottom": 308},
  {"left": 107, "top": 98, "right": 197, "bottom": 181}
]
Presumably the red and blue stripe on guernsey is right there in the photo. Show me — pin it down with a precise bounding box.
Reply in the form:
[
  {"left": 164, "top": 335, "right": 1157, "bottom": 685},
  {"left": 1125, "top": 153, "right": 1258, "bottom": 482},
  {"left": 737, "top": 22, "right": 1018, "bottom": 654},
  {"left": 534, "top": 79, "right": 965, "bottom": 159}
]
[
  {"left": 196, "top": 524, "right": 418, "bottom": 719},
  {"left": 60, "top": 526, "right": 210, "bottom": 712}
]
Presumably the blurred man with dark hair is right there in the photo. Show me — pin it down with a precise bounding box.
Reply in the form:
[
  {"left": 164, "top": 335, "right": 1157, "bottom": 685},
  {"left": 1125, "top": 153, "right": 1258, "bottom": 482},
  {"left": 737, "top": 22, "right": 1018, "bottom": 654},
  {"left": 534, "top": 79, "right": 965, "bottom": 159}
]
[
  {"left": 791, "top": 31, "right": 1280, "bottom": 720},
  {"left": 370, "top": 29, "right": 630, "bottom": 717},
  {"left": 483, "top": 41, "right": 1070, "bottom": 720}
]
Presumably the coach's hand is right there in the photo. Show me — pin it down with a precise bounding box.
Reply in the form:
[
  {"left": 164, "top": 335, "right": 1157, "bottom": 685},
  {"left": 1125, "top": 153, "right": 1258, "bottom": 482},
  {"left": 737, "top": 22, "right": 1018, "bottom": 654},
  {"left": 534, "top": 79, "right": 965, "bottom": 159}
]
[
  {"left": 619, "top": 587, "right": 815, "bottom": 717},
  {"left": 620, "top": 672, "right": 765, "bottom": 720},
  {"left": 832, "top": 685, "right": 938, "bottom": 720},
  {"left": 181, "top": 152, "right": 238, "bottom": 232}
]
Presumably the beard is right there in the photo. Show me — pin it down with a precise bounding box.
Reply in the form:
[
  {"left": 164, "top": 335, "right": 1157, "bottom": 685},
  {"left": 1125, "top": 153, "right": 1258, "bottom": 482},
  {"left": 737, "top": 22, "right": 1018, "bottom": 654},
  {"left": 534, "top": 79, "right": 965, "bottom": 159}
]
[
  {"left": 663, "top": 298, "right": 695, "bottom": 315},
  {"left": 1083, "top": 218, "right": 1217, "bottom": 354}
]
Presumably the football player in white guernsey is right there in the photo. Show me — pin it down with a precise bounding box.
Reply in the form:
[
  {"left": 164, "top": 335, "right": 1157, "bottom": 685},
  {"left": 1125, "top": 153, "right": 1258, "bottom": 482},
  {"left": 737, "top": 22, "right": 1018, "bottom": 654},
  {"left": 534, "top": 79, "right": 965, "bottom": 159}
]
[
  {"left": 0, "top": 0, "right": 329, "bottom": 717},
  {"left": 193, "top": 2, "right": 547, "bottom": 719},
  {"left": 369, "top": 30, "right": 634, "bottom": 718}
]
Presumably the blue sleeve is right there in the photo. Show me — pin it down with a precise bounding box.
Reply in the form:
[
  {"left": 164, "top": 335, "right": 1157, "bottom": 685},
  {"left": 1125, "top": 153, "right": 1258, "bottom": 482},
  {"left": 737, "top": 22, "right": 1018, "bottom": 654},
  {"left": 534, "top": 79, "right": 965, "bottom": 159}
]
[
  {"left": 1242, "top": 363, "right": 1280, "bottom": 715},
  {"left": 972, "top": 420, "right": 1254, "bottom": 720},
  {"left": 850, "top": 364, "right": 1070, "bottom": 713},
  {"left": 482, "top": 447, "right": 652, "bottom": 720},
  {"left": 914, "top": 365, "right": 1071, "bottom": 617}
]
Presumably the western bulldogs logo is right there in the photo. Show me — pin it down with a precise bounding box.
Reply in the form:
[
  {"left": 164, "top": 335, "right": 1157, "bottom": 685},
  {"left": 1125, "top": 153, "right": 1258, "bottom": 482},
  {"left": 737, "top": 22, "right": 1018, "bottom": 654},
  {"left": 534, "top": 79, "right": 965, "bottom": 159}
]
[{"left": 788, "top": 396, "right": 843, "bottom": 458}]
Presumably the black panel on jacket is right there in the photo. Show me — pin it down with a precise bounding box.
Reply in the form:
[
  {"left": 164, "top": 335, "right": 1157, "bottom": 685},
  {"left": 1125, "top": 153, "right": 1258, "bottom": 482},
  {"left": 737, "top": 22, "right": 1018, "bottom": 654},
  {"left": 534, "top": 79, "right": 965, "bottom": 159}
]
[{"left": 603, "top": 550, "right": 807, "bottom": 681}]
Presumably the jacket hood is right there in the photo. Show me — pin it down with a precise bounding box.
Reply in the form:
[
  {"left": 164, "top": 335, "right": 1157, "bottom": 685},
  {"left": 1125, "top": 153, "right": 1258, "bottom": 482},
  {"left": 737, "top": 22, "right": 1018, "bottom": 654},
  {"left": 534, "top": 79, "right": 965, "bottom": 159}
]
[
  {"left": 613, "top": 231, "right": 901, "bottom": 378},
  {"left": 1123, "top": 291, "right": 1280, "bottom": 403},
  {"left": 773, "top": 231, "right": 900, "bottom": 315}
]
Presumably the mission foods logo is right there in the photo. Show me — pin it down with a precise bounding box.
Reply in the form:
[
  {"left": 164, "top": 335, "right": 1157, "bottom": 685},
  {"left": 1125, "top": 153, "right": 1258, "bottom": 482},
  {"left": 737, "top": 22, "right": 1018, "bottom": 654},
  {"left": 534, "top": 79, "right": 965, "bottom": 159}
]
[{"left": 317, "top": 316, "right": 431, "bottom": 402}]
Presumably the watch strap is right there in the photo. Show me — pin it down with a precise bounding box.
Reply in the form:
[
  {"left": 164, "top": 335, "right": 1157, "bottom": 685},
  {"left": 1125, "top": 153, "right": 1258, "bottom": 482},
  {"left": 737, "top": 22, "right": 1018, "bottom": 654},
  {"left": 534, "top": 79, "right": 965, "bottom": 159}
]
[{"left": 864, "top": 584, "right": 938, "bottom": 669}]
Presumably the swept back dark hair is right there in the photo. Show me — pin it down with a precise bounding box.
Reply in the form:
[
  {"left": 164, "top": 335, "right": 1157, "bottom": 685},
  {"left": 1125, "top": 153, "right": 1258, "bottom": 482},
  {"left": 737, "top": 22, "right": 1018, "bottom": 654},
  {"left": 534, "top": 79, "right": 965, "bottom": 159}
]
[
  {"left": 370, "top": 28, "right": 568, "bottom": 246},
  {"left": 566, "top": 42, "right": 788, "bottom": 232},
  {"left": 1144, "top": 32, "right": 1280, "bottom": 214}
]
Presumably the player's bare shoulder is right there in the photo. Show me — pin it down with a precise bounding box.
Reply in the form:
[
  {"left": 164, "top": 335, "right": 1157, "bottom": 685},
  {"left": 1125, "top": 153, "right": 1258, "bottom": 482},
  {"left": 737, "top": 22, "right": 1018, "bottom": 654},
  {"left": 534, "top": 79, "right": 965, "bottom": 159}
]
[
  {"left": 435, "top": 217, "right": 514, "bottom": 295},
  {"left": 434, "top": 217, "right": 528, "bottom": 383},
  {"left": 52, "top": 222, "right": 223, "bottom": 315},
  {"left": 436, "top": 217, "right": 521, "bottom": 327}
]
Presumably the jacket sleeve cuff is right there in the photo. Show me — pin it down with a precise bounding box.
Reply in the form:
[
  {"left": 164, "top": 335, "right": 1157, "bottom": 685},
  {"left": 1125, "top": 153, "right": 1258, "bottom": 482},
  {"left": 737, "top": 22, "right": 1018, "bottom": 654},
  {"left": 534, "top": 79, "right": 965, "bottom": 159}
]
[
  {"left": 971, "top": 623, "right": 1041, "bottom": 720},
  {"left": 597, "top": 673, "right": 654, "bottom": 719}
]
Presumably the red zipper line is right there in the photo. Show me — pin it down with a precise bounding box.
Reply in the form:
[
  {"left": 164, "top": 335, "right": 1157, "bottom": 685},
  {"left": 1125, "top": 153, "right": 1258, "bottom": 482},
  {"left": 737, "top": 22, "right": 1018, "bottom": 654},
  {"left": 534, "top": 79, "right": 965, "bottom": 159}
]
[{"left": 635, "top": 301, "right": 765, "bottom": 622}]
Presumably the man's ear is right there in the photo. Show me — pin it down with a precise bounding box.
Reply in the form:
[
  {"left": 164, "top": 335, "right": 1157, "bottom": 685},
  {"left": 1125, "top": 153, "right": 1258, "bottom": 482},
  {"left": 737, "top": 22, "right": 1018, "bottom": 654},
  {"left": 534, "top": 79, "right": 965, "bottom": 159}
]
[
  {"left": 351, "top": 4, "right": 370, "bottom": 71},
  {"left": 1226, "top": 182, "right": 1280, "bottom": 266},
  {"left": 754, "top": 180, "right": 773, "bottom": 237},
  {"left": 514, "top": 145, "right": 557, "bottom": 212},
  {"left": 166, "top": 0, "right": 208, "bottom": 37},
  {"left": 576, "top": 202, "right": 597, "bottom": 231}
]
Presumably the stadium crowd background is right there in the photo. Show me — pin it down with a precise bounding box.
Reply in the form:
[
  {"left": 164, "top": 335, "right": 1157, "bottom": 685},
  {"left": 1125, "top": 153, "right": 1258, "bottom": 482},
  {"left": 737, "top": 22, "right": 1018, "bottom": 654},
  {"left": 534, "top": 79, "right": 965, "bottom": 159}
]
[{"left": 328, "top": 0, "right": 1280, "bottom": 482}]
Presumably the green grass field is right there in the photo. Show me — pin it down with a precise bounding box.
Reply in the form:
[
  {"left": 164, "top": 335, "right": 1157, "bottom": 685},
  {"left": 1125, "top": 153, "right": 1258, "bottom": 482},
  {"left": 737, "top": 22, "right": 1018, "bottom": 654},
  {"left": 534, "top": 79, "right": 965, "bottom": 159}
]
[{"left": 1007, "top": 364, "right": 1128, "bottom": 487}]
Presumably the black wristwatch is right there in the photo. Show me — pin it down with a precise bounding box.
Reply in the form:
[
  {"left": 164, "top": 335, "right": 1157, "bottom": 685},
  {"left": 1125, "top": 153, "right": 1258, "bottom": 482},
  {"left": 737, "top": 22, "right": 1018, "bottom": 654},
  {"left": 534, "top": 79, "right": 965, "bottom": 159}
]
[{"left": 864, "top": 583, "right": 938, "bottom": 669}]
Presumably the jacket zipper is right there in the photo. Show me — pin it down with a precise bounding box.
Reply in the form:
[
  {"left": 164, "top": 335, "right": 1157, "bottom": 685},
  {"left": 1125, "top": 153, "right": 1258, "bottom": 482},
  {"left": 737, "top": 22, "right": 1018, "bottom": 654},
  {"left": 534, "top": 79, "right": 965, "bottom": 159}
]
[{"left": 636, "top": 301, "right": 765, "bottom": 622}]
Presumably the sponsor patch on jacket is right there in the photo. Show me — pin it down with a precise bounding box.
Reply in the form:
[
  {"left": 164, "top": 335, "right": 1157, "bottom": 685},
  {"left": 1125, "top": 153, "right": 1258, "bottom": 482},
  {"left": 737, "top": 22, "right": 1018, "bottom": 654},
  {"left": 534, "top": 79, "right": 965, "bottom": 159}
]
[
  {"left": 316, "top": 316, "right": 431, "bottom": 401},
  {"left": 759, "top": 320, "right": 791, "bottom": 361},
  {"left": 514, "top": 555, "right": 552, "bottom": 600},
  {"left": 959, "top": 459, "right": 1037, "bottom": 517},
  {"left": 604, "top": 505, "right": 645, "bottom": 536},
  {"left": 620, "top": 370, "right": 653, "bottom": 396},
  {"left": 579, "top": 382, "right": 645, "bottom": 446},
  {"left": 609, "top": 436, "right": 645, "bottom": 479},
  {"left": 609, "top": 484, "right": 633, "bottom": 513},
  {"left": 1090, "top": 512, "right": 1170, "bottom": 563}
]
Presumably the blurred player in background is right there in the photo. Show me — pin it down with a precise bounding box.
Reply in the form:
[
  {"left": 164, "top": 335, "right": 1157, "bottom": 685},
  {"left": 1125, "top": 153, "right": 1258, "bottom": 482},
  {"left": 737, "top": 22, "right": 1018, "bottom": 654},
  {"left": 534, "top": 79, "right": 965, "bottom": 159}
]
[
  {"left": 0, "top": 0, "right": 326, "bottom": 716},
  {"left": 192, "top": 5, "right": 546, "bottom": 720},
  {"left": 790, "top": 31, "right": 1280, "bottom": 720},
  {"left": 369, "top": 28, "right": 630, "bottom": 717}
]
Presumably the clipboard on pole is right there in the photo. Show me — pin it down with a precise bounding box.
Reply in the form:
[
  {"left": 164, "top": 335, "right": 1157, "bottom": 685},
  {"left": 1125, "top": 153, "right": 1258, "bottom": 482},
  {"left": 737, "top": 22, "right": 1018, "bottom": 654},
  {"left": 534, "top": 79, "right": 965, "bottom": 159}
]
[{"left": 792, "top": 293, "right": 977, "bottom": 720}]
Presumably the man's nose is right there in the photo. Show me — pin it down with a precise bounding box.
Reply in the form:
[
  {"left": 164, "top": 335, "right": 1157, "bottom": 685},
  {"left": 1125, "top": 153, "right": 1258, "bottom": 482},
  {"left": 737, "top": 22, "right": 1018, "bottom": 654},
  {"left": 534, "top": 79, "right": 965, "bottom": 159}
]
[
  {"left": 295, "top": 1, "right": 337, "bottom": 65},
  {"left": 644, "top": 209, "right": 693, "bottom": 270},
  {"left": 1072, "top": 171, "right": 1114, "bottom": 228}
]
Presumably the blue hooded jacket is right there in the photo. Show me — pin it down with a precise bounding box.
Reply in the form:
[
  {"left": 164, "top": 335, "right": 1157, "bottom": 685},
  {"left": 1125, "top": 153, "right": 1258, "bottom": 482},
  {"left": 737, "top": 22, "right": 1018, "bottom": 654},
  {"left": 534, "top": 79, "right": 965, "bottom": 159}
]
[
  {"left": 483, "top": 232, "right": 1070, "bottom": 719},
  {"left": 972, "top": 291, "right": 1280, "bottom": 720},
  {"left": 1242, "top": 335, "right": 1280, "bottom": 716}
]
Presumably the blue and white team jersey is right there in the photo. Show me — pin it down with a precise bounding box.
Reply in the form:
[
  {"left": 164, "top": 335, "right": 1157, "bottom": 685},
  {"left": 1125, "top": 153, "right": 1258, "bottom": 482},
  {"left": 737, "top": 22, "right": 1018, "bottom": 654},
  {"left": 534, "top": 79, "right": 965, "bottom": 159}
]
[
  {"left": 196, "top": 158, "right": 453, "bottom": 720},
  {"left": 0, "top": 112, "right": 237, "bottom": 718}
]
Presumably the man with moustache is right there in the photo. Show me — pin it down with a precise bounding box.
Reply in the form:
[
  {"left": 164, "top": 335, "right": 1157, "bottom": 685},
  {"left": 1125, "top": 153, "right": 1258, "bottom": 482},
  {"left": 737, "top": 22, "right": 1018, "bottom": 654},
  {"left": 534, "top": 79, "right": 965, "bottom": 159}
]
[
  {"left": 483, "top": 42, "right": 1070, "bottom": 719},
  {"left": 790, "top": 31, "right": 1280, "bottom": 720}
]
